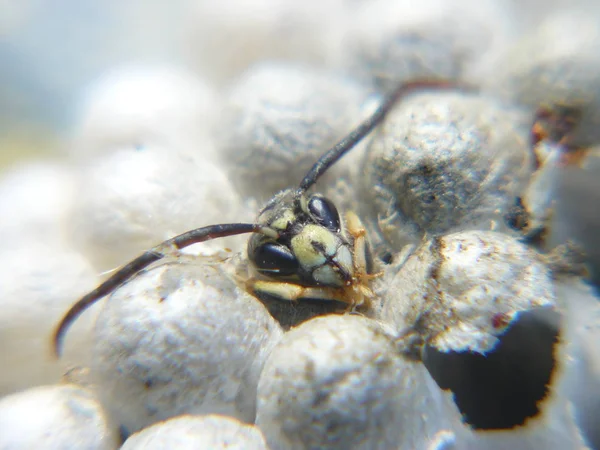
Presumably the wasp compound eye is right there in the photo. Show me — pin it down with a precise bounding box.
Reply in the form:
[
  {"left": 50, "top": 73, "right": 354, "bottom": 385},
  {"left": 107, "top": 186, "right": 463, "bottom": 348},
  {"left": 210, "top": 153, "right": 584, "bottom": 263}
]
[
  {"left": 250, "top": 242, "right": 299, "bottom": 276},
  {"left": 307, "top": 195, "right": 341, "bottom": 232}
]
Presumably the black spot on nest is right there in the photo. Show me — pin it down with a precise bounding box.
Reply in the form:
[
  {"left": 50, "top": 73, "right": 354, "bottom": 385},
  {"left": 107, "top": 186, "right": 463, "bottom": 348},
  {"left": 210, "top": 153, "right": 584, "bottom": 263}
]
[{"left": 422, "top": 307, "right": 560, "bottom": 430}]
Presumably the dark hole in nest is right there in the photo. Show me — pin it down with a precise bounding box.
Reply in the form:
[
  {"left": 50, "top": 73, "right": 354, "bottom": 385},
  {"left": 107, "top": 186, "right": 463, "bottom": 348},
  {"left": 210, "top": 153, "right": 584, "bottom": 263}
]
[
  {"left": 379, "top": 251, "right": 394, "bottom": 265},
  {"left": 422, "top": 307, "right": 560, "bottom": 430},
  {"left": 255, "top": 292, "right": 347, "bottom": 330}
]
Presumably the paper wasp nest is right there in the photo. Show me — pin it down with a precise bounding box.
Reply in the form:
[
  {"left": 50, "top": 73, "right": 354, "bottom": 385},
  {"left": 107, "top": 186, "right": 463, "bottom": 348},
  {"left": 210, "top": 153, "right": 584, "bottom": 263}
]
[{"left": 1, "top": 1, "right": 600, "bottom": 449}]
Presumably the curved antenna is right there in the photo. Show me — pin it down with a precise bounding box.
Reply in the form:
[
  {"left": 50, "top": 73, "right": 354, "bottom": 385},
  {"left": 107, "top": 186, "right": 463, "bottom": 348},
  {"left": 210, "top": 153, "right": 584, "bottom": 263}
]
[
  {"left": 53, "top": 222, "right": 264, "bottom": 357},
  {"left": 298, "top": 79, "right": 455, "bottom": 192}
]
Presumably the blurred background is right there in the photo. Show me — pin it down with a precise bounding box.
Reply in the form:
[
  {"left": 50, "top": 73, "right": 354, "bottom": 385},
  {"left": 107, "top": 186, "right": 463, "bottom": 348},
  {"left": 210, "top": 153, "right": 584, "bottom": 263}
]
[
  {"left": 0, "top": 0, "right": 594, "bottom": 167},
  {"left": 0, "top": 0, "right": 191, "bottom": 167}
]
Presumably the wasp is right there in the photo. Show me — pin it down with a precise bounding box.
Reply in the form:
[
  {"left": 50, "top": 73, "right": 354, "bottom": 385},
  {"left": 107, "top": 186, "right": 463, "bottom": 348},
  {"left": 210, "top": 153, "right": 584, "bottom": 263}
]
[{"left": 53, "top": 79, "right": 452, "bottom": 357}]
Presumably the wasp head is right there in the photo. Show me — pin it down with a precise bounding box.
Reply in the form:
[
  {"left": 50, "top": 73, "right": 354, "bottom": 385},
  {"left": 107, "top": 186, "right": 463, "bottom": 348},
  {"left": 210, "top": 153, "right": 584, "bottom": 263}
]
[{"left": 247, "top": 189, "right": 355, "bottom": 288}]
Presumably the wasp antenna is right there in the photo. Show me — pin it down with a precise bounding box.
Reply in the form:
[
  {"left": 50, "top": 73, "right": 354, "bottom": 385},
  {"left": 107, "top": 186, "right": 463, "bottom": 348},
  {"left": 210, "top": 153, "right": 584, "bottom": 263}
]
[
  {"left": 53, "top": 222, "right": 261, "bottom": 357},
  {"left": 298, "top": 79, "right": 457, "bottom": 192}
]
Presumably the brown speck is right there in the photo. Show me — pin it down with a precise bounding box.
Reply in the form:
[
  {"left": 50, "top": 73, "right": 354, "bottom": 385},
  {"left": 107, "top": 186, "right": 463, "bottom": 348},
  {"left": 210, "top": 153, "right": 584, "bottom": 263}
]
[
  {"left": 558, "top": 147, "right": 590, "bottom": 167},
  {"left": 304, "top": 359, "right": 316, "bottom": 379},
  {"left": 491, "top": 312, "right": 510, "bottom": 329}
]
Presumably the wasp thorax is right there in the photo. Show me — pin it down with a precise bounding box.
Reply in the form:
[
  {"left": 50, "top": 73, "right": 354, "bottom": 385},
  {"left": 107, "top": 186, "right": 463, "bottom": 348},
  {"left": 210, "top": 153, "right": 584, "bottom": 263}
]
[{"left": 247, "top": 190, "right": 354, "bottom": 287}]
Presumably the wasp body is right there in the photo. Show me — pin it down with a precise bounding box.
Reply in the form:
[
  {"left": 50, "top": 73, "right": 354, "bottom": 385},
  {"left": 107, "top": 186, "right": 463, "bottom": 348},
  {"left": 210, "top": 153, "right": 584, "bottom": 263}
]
[{"left": 53, "top": 80, "right": 453, "bottom": 356}]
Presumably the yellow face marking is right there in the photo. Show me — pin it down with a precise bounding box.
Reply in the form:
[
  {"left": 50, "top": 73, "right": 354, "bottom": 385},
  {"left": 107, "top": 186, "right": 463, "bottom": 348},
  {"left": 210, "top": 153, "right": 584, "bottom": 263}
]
[
  {"left": 313, "top": 265, "right": 343, "bottom": 287},
  {"left": 270, "top": 209, "right": 296, "bottom": 231},
  {"left": 334, "top": 245, "right": 353, "bottom": 276},
  {"left": 251, "top": 280, "right": 304, "bottom": 301},
  {"left": 291, "top": 224, "right": 337, "bottom": 270},
  {"left": 250, "top": 280, "right": 347, "bottom": 304}
]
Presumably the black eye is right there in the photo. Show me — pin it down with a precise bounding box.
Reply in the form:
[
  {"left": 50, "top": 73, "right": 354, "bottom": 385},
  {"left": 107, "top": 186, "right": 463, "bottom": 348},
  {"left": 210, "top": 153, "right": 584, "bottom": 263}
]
[
  {"left": 250, "top": 242, "right": 299, "bottom": 276},
  {"left": 307, "top": 195, "right": 341, "bottom": 232}
]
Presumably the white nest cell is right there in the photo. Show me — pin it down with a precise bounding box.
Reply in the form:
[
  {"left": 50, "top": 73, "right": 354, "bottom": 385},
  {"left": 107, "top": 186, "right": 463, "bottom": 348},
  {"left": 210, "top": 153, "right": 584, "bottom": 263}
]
[
  {"left": 378, "top": 229, "right": 595, "bottom": 446},
  {"left": 89, "top": 257, "right": 282, "bottom": 434},
  {"left": 339, "top": 0, "right": 514, "bottom": 91},
  {"left": 380, "top": 230, "right": 556, "bottom": 354},
  {"left": 214, "top": 62, "right": 370, "bottom": 199},
  {"left": 0, "top": 242, "right": 98, "bottom": 396},
  {"left": 68, "top": 142, "right": 245, "bottom": 270},
  {"left": 0, "top": 162, "right": 76, "bottom": 249},
  {"left": 256, "top": 314, "right": 463, "bottom": 450},
  {"left": 362, "top": 91, "right": 532, "bottom": 250},
  {"left": 71, "top": 65, "right": 218, "bottom": 158},
  {"left": 121, "top": 414, "right": 268, "bottom": 450},
  {"left": 0, "top": 384, "right": 119, "bottom": 449}
]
